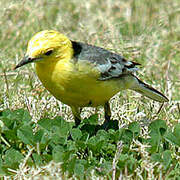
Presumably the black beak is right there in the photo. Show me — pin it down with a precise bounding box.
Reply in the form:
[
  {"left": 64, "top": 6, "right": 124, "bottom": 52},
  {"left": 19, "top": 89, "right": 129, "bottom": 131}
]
[{"left": 14, "top": 55, "right": 35, "bottom": 70}]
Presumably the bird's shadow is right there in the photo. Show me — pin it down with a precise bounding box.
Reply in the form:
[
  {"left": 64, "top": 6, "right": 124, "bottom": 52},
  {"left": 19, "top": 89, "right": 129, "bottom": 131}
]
[{"left": 68, "top": 115, "right": 119, "bottom": 140}]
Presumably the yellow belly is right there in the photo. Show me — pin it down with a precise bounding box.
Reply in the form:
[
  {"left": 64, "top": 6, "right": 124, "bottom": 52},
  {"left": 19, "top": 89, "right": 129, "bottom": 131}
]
[{"left": 35, "top": 59, "right": 123, "bottom": 107}]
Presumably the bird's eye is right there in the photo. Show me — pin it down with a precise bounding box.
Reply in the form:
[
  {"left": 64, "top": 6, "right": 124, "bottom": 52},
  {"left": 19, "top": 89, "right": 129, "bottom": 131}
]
[{"left": 45, "top": 50, "right": 53, "bottom": 56}]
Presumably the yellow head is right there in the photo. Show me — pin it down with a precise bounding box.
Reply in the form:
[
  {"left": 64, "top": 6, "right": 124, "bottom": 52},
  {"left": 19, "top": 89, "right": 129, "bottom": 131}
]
[{"left": 14, "top": 30, "right": 73, "bottom": 69}]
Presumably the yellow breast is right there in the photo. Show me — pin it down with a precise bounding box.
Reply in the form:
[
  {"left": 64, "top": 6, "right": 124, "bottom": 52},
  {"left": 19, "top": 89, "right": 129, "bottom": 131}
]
[{"left": 35, "top": 59, "right": 121, "bottom": 107}]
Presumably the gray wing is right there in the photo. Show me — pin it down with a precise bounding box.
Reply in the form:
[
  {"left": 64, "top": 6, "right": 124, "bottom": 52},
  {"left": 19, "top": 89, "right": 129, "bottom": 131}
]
[{"left": 71, "top": 41, "right": 140, "bottom": 80}]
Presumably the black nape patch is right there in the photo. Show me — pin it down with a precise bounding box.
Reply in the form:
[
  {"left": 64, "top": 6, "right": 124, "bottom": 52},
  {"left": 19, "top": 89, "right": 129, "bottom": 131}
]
[{"left": 71, "top": 41, "right": 82, "bottom": 57}]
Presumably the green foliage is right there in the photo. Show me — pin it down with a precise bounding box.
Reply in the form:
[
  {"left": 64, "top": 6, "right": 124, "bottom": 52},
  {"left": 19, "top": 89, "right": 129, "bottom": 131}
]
[
  {"left": 165, "top": 124, "right": 180, "bottom": 146},
  {"left": 0, "top": 109, "right": 180, "bottom": 178}
]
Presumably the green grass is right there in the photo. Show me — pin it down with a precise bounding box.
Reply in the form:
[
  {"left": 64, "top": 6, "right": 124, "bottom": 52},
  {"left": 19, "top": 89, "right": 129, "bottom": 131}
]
[{"left": 0, "top": 0, "right": 180, "bottom": 179}]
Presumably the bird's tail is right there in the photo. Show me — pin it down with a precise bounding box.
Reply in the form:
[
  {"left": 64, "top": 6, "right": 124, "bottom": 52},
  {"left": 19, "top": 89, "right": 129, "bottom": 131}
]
[{"left": 130, "top": 76, "right": 168, "bottom": 102}]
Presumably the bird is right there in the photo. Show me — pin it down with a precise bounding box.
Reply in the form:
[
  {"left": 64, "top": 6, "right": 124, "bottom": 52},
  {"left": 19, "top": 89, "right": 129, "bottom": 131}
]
[{"left": 14, "top": 30, "right": 168, "bottom": 129}]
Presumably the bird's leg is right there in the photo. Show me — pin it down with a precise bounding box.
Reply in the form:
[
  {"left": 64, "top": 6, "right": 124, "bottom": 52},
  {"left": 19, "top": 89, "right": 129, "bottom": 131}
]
[
  {"left": 102, "top": 102, "right": 111, "bottom": 130},
  {"left": 71, "top": 106, "right": 82, "bottom": 127}
]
